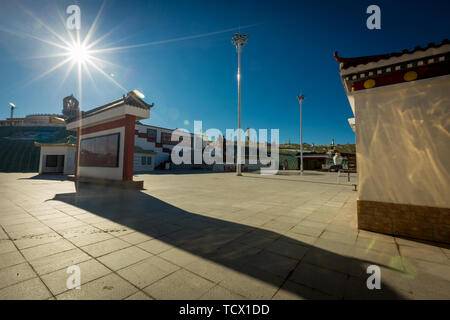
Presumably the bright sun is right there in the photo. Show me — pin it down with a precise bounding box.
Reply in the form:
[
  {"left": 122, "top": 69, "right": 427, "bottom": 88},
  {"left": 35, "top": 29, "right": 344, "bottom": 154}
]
[{"left": 69, "top": 43, "right": 89, "bottom": 63}]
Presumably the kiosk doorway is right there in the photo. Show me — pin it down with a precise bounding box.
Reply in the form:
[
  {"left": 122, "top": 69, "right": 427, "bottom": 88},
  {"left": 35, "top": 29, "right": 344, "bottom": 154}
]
[{"left": 43, "top": 155, "right": 65, "bottom": 174}]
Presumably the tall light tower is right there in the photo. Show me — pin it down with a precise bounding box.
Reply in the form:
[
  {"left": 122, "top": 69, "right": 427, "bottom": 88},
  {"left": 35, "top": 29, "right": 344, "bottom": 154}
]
[
  {"left": 232, "top": 33, "right": 248, "bottom": 176},
  {"left": 297, "top": 94, "right": 305, "bottom": 175},
  {"left": 9, "top": 103, "right": 16, "bottom": 126}
]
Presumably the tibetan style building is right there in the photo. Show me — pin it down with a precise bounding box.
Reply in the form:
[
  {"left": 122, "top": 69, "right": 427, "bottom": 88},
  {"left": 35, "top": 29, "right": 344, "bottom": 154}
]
[{"left": 335, "top": 39, "right": 450, "bottom": 243}]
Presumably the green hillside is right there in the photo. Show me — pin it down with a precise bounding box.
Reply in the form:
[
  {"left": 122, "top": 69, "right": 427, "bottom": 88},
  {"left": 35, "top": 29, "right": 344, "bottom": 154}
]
[
  {"left": 0, "top": 126, "right": 75, "bottom": 172},
  {"left": 280, "top": 142, "right": 356, "bottom": 154}
]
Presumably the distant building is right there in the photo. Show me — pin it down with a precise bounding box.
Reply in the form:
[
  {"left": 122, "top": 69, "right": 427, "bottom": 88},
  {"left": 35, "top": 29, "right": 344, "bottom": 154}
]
[
  {"left": 335, "top": 39, "right": 450, "bottom": 243},
  {"left": 35, "top": 136, "right": 76, "bottom": 175},
  {"left": 0, "top": 94, "right": 76, "bottom": 127},
  {"left": 0, "top": 118, "right": 25, "bottom": 126},
  {"left": 134, "top": 122, "right": 182, "bottom": 171}
]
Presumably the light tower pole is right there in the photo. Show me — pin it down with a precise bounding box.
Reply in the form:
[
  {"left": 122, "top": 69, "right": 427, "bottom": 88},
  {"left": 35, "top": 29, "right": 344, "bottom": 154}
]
[
  {"left": 9, "top": 102, "right": 15, "bottom": 119},
  {"left": 9, "top": 103, "right": 16, "bottom": 126},
  {"left": 297, "top": 94, "right": 305, "bottom": 175},
  {"left": 232, "top": 33, "right": 248, "bottom": 176}
]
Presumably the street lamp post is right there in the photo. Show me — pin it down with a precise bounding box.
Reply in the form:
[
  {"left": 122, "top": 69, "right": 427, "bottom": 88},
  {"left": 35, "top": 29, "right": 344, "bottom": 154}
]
[
  {"left": 232, "top": 33, "right": 248, "bottom": 176},
  {"left": 296, "top": 94, "right": 305, "bottom": 175},
  {"left": 9, "top": 103, "right": 16, "bottom": 126}
]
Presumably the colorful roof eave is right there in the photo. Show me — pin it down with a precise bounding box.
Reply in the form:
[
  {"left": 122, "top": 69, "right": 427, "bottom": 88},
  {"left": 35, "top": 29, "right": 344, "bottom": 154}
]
[
  {"left": 34, "top": 141, "right": 75, "bottom": 148},
  {"left": 334, "top": 39, "right": 450, "bottom": 75},
  {"left": 334, "top": 40, "right": 450, "bottom": 93}
]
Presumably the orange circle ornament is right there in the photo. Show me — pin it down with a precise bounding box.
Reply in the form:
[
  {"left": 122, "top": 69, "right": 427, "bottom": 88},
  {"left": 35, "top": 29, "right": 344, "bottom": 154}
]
[
  {"left": 363, "top": 79, "right": 376, "bottom": 89},
  {"left": 404, "top": 71, "right": 418, "bottom": 81}
]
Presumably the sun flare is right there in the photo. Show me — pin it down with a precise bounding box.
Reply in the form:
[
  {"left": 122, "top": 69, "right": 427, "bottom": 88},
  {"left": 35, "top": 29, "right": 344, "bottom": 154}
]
[
  {"left": 2, "top": 3, "right": 255, "bottom": 108},
  {"left": 69, "top": 43, "right": 90, "bottom": 63}
]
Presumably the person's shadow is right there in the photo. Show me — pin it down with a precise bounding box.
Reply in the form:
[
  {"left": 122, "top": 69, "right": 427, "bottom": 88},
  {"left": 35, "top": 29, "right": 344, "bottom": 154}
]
[{"left": 51, "top": 182, "right": 407, "bottom": 299}]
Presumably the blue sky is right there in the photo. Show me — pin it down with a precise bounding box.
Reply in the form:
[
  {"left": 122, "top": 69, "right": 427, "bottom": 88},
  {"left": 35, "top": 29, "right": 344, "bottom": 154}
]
[{"left": 0, "top": 0, "right": 449, "bottom": 145}]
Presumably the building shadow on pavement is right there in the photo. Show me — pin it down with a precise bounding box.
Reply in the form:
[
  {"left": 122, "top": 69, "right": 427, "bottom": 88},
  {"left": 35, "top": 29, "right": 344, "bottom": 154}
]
[
  {"left": 51, "top": 183, "right": 408, "bottom": 299},
  {"left": 19, "top": 174, "right": 68, "bottom": 181}
]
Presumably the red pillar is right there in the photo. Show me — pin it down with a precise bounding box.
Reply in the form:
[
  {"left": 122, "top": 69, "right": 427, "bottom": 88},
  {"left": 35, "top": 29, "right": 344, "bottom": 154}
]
[
  {"left": 74, "top": 128, "right": 80, "bottom": 177},
  {"left": 123, "top": 115, "right": 136, "bottom": 180}
]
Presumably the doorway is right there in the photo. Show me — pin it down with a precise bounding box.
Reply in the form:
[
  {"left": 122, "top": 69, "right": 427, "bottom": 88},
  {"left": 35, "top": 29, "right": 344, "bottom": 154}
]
[{"left": 44, "top": 155, "right": 65, "bottom": 173}]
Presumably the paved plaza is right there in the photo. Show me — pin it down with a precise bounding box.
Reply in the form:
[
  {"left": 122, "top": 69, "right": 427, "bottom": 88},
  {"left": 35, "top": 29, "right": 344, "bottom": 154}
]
[{"left": 0, "top": 171, "right": 449, "bottom": 300}]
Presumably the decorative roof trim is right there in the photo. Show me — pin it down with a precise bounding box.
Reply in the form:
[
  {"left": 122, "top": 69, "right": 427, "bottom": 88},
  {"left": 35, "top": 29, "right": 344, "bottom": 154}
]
[
  {"left": 34, "top": 141, "right": 76, "bottom": 148},
  {"left": 67, "top": 91, "right": 154, "bottom": 123},
  {"left": 335, "top": 39, "right": 450, "bottom": 72}
]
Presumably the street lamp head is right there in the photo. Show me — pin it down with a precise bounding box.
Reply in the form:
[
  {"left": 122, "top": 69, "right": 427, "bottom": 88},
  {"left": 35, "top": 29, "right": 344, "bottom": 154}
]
[
  {"left": 232, "top": 33, "right": 248, "bottom": 49},
  {"left": 296, "top": 94, "right": 305, "bottom": 101},
  {"left": 9, "top": 102, "right": 15, "bottom": 108},
  {"left": 132, "top": 89, "right": 145, "bottom": 99}
]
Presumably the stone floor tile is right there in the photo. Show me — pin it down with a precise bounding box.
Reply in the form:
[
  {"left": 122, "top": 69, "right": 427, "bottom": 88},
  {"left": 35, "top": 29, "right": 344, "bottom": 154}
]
[
  {"left": 81, "top": 238, "right": 131, "bottom": 258},
  {"left": 56, "top": 273, "right": 137, "bottom": 300},
  {"left": 219, "top": 267, "right": 284, "bottom": 299},
  {"left": 117, "top": 256, "right": 179, "bottom": 288},
  {"left": 138, "top": 238, "right": 173, "bottom": 255},
  {"left": 0, "top": 263, "right": 37, "bottom": 289},
  {"left": 399, "top": 245, "right": 449, "bottom": 264},
  {"left": 290, "top": 225, "right": 324, "bottom": 238},
  {"left": 0, "top": 251, "right": 25, "bottom": 269},
  {"left": 28, "top": 248, "right": 91, "bottom": 275},
  {"left": 289, "top": 262, "right": 348, "bottom": 298},
  {"left": 119, "top": 231, "right": 153, "bottom": 245},
  {"left": 199, "top": 285, "right": 246, "bottom": 300},
  {"left": 246, "top": 250, "right": 299, "bottom": 278},
  {"left": 68, "top": 232, "right": 114, "bottom": 247},
  {"left": 13, "top": 232, "right": 62, "bottom": 250},
  {"left": 0, "top": 240, "right": 17, "bottom": 255},
  {"left": 0, "top": 277, "right": 52, "bottom": 300},
  {"left": 355, "top": 236, "right": 400, "bottom": 255},
  {"left": 21, "top": 239, "right": 75, "bottom": 261},
  {"left": 319, "top": 230, "right": 357, "bottom": 246},
  {"left": 41, "top": 259, "right": 111, "bottom": 295},
  {"left": 158, "top": 248, "right": 200, "bottom": 267},
  {"left": 272, "top": 281, "right": 313, "bottom": 300},
  {"left": 183, "top": 259, "right": 232, "bottom": 283},
  {"left": 125, "top": 290, "right": 153, "bottom": 300},
  {"left": 143, "top": 269, "right": 215, "bottom": 300},
  {"left": 98, "top": 246, "right": 151, "bottom": 271}
]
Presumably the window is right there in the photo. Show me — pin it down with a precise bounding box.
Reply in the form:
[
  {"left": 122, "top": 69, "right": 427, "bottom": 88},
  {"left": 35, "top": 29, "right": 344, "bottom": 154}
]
[
  {"left": 161, "top": 132, "right": 177, "bottom": 145},
  {"left": 147, "top": 129, "right": 157, "bottom": 139},
  {"left": 146, "top": 157, "right": 152, "bottom": 166},
  {"left": 141, "top": 156, "right": 146, "bottom": 165},
  {"left": 46, "top": 155, "right": 58, "bottom": 167}
]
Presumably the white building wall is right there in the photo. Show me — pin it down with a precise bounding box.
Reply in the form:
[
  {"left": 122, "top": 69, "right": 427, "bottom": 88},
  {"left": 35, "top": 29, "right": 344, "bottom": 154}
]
[
  {"left": 134, "top": 153, "right": 155, "bottom": 172},
  {"left": 39, "top": 145, "right": 75, "bottom": 175},
  {"left": 352, "top": 75, "right": 450, "bottom": 208}
]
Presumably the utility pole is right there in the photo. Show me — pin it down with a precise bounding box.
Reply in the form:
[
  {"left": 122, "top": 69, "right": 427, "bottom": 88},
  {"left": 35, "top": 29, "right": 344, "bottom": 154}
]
[
  {"left": 9, "top": 102, "right": 16, "bottom": 126},
  {"left": 232, "top": 33, "right": 248, "bottom": 176},
  {"left": 296, "top": 95, "right": 305, "bottom": 175}
]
